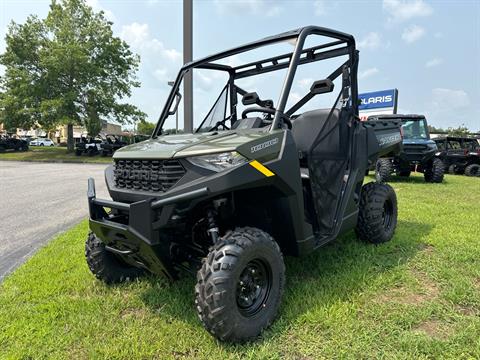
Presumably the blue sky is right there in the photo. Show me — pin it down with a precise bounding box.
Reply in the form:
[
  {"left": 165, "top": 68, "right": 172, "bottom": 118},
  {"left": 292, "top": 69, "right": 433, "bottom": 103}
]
[{"left": 1, "top": 0, "right": 479, "bottom": 130}]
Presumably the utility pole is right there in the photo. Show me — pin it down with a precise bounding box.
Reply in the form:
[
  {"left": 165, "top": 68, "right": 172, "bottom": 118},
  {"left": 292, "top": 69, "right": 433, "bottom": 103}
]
[{"left": 183, "top": 0, "right": 193, "bottom": 133}]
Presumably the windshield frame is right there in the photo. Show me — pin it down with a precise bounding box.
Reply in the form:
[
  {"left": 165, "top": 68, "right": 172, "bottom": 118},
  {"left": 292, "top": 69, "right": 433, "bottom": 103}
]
[
  {"left": 401, "top": 118, "right": 430, "bottom": 140},
  {"left": 152, "top": 26, "right": 357, "bottom": 138}
]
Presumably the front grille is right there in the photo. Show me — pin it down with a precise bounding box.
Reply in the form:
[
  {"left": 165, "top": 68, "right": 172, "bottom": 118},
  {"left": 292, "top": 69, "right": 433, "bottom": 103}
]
[
  {"left": 114, "top": 159, "right": 185, "bottom": 192},
  {"left": 404, "top": 144, "right": 428, "bottom": 151}
]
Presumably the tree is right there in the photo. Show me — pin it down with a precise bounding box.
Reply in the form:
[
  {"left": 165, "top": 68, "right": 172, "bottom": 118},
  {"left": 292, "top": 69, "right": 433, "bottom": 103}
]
[
  {"left": 447, "top": 125, "right": 471, "bottom": 137},
  {"left": 428, "top": 125, "right": 446, "bottom": 134},
  {"left": 137, "top": 120, "right": 156, "bottom": 135},
  {"left": 0, "top": 0, "right": 145, "bottom": 151}
]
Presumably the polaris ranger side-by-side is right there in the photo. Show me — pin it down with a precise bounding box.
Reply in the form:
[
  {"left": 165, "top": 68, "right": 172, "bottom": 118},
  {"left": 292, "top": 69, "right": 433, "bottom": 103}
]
[
  {"left": 370, "top": 114, "right": 445, "bottom": 183},
  {"left": 434, "top": 136, "right": 480, "bottom": 177},
  {"left": 85, "top": 26, "right": 402, "bottom": 342}
]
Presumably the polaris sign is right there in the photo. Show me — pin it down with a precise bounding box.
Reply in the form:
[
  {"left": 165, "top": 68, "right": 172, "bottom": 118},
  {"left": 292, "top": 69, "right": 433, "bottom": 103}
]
[{"left": 359, "top": 89, "right": 398, "bottom": 111}]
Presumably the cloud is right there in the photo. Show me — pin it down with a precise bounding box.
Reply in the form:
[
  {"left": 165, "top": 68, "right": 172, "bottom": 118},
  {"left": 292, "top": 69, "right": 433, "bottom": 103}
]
[
  {"left": 120, "top": 22, "right": 182, "bottom": 62},
  {"left": 313, "top": 1, "right": 327, "bottom": 16},
  {"left": 383, "top": 0, "right": 433, "bottom": 23},
  {"left": 120, "top": 22, "right": 182, "bottom": 87},
  {"left": 120, "top": 22, "right": 149, "bottom": 46},
  {"left": 431, "top": 88, "right": 470, "bottom": 109},
  {"left": 358, "top": 32, "right": 381, "bottom": 50},
  {"left": 297, "top": 78, "right": 313, "bottom": 89},
  {"left": 214, "top": 0, "right": 283, "bottom": 17},
  {"left": 358, "top": 67, "right": 379, "bottom": 79},
  {"left": 85, "top": 0, "right": 116, "bottom": 22},
  {"left": 401, "top": 25, "right": 425, "bottom": 43},
  {"left": 425, "top": 58, "right": 443, "bottom": 68},
  {"left": 153, "top": 68, "right": 168, "bottom": 82},
  {"left": 426, "top": 88, "right": 473, "bottom": 129}
]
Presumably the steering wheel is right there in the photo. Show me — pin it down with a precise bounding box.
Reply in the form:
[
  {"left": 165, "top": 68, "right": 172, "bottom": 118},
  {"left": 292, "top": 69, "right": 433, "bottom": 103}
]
[{"left": 241, "top": 107, "right": 292, "bottom": 129}]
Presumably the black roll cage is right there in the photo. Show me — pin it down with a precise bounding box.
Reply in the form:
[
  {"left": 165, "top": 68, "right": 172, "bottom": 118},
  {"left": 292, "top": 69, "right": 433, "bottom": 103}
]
[{"left": 153, "top": 26, "right": 358, "bottom": 137}]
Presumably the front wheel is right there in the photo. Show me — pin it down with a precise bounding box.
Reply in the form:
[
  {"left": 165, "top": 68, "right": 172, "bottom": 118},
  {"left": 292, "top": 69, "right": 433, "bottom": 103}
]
[
  {"left": 85, "top": 232, "right": 144, "bottom": 284},
  {"left": 195, "top": 227, "right": 285, "bottom": 343},
  {"left": 375, "top": 158, "right": 393, "bottom": 183},
  {"left": 424, "top": 158, "right": 444, "bottom": 183},
  {"left": 356, "top": 182, "right": 398, "bottom": 244}
]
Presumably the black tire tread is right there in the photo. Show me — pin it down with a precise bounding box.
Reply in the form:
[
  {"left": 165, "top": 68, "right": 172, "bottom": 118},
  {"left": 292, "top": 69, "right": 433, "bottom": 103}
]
[
  {"left": 85, "top": 232, "right": 144, "bottom": 284},
  {"left": 356, "top": 182, "right": 397, "bottom": 244},
  {"left": 375, "top": 158, "right": 393, "bottom": 183},
  {"left": 465, "top": 163, "right": 480, "bottom": 177},
  {"left": 195, "top": 227, "right": 284, "bottom": 342},
  {"left": 424, "top": 158, "right": 444, "bottom": 183}
]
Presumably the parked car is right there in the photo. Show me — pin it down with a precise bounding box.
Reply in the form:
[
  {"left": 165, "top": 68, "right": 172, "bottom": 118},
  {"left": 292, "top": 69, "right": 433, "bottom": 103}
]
[
  {"left": 30, "top": 138, "right": 55, "bottom": 146},
  {"left": 100, "top": 134, "right": 128, "bottom": 156},
  {"left": 0, "top": 135, "right": 29, "bottom": 152},
  {"left": 75, "top": 136, "right": 103, "bottom": 156}
]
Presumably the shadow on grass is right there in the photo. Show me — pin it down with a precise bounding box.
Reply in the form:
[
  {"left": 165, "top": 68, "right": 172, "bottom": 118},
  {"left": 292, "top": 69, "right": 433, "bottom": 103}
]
[{"left": 138, "top": 219, "right": 433, "bottom": 343}]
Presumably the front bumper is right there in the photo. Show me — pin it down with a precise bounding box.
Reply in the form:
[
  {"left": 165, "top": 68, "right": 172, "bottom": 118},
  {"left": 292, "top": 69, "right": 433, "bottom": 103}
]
[{"left": 87, "top": 177, "right": 209, "bottom": 280}]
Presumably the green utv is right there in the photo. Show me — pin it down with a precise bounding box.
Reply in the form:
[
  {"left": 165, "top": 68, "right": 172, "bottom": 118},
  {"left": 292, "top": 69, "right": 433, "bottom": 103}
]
[{"left": 86, "top": 26, "right": 402, "bottom": 342}]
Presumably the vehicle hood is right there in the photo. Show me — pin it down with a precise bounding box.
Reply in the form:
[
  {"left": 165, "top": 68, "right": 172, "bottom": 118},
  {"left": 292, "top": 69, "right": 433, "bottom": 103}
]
[
  {"left": 113, "top": 130, "right": 272, "bottom": 159},
  {"left": 402, "top": 139, "right": 436, "bottom": 146}
]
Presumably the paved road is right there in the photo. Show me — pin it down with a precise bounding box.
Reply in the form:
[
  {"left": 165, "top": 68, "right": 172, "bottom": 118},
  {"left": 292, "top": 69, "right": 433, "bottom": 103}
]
[{"left": 0, "top": 161, "right": 109, "bottom": 281}]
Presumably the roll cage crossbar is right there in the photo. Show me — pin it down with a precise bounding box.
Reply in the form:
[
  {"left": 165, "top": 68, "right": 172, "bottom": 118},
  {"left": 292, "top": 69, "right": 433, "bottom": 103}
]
[{"left": 153, "top": 26, "right": 358, "bottom": 137}]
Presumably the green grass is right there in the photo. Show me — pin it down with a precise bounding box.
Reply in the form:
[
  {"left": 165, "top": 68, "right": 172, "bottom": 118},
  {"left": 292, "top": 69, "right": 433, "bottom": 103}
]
[
  {"left": 1, "top": 174, "right": 479, "bottom": 359},
  {"left": 0, "top": 146, "right": 112, "bottom": 163}
]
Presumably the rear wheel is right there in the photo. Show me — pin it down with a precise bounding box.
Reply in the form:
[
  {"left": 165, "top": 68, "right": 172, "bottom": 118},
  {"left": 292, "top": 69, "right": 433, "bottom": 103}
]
[
  {"left": 356, "top": 182, "right": 397, "bottom": 244},
  {"left": 195, "top": 227, "right": 285, "bottom": 343},
  {"left": 75, "top": 149, "right": 82, "bottom": 156},
  {"left": 375, "top": 158, "right": 393, "bottom": 183},
  {"left": 424, "top": 158, "right": 444, "bottom": 183},
  {"left": 85, "top": 232, "right": 144, "bottom": 284},
  {"left": 465, "top": 164, "right": 480, "bottom": 177}
]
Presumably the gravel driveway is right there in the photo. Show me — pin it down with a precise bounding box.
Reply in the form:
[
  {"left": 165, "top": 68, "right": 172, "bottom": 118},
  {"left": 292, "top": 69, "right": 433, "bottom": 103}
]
[{"left": 0, "top": 161, "right": 109, "bottom": 281}]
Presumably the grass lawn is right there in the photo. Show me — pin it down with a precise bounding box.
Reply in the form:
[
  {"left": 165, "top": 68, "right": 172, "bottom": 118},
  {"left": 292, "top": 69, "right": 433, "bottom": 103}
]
[
  {"left": 1, "top": 174, "right": 479, "bottom": 359},
  {"left": 0, "top": 146, "right": 112, "bottom": 163}
]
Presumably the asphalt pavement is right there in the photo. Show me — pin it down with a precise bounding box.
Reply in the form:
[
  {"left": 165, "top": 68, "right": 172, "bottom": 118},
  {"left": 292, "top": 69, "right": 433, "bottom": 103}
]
[{"left": 0, "top": 161, "right": 109, "bottom": 281}]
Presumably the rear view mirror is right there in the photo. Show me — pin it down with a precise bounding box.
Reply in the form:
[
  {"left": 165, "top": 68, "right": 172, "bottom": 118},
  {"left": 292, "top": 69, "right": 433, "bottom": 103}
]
[
  {"left": 242, "top": 92, "right": 260, "bottom": 106},
  {"left": 310, "top": 79, "right": 334, "bottom": 95},
  {"left": 168, "top": 90, "right": 182, "bottom": 115}
]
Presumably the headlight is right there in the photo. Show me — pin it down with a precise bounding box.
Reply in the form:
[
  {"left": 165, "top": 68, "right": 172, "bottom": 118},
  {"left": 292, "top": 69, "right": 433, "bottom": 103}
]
[{"left": 186, "top": 151, "right": 248, "bottom": 172}]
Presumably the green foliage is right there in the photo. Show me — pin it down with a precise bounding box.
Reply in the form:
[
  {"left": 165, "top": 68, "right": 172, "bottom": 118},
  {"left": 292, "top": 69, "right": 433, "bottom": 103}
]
[
  {"left": 0, "top": 146, "right": 111, "bottom": 163},
  {"left": 1, "top": 174, "right": 479, "bottom": 358},
  {"left": 427, "top": 124, "right": 446, "bottom": 134},
  {"left": 0, "top": 0, "right": 145, "bottom": 136},
  {"left": 136, "top": 120, "right": 155, "bottom": 135},
  {"left": 447, "top": 125, "right": 472, "bottom": 137},
  {"left": 429, "top": 124, "right": 473, "bottom": 137}
]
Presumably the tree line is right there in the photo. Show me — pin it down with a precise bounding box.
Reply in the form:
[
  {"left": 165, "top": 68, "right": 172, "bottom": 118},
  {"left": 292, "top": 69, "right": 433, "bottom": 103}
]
[{"left": 0, "top": 0, "right": 145, "bottom": 151}]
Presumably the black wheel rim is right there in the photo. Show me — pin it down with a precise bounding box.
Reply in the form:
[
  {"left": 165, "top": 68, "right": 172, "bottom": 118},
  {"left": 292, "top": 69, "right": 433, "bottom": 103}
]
[
  {"left": 236, "top": 259, "right": 272, "bottom": 317},
  {"left": 382, "top": 198, "right": 394, "bottom": 231}
]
